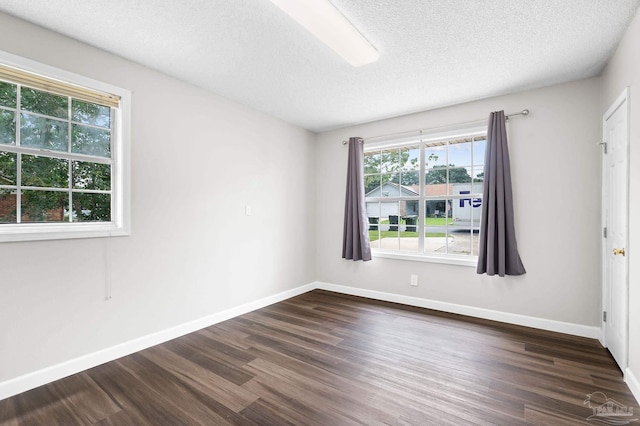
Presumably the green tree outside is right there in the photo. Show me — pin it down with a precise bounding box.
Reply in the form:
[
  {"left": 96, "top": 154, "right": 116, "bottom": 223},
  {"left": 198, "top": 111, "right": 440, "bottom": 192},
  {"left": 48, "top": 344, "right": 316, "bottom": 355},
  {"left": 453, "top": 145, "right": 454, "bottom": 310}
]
[{"left": 0, "top": 82, "right": 111, "bottom": 223}]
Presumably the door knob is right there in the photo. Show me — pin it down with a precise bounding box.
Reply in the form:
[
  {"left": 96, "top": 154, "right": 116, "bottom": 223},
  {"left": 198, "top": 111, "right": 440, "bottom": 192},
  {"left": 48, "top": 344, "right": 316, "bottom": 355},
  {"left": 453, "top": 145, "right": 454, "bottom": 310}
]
[{"left": 613, "top": 248, "right": 626, "bottom": 256}]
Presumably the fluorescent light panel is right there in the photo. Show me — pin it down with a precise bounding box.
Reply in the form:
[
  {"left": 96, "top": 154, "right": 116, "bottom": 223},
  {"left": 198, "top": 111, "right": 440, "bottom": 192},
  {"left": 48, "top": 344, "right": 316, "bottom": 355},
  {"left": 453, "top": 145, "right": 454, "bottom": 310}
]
[{"left": 268, "top": 0, "right": 379, "bottom": 67}]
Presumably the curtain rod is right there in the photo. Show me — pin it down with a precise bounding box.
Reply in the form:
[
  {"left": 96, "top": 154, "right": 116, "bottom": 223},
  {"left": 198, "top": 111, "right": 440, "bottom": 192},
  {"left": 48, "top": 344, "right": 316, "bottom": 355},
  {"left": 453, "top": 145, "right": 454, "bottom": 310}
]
[{"left": 341, "top": 109, "right": 530, "bottom": 145}]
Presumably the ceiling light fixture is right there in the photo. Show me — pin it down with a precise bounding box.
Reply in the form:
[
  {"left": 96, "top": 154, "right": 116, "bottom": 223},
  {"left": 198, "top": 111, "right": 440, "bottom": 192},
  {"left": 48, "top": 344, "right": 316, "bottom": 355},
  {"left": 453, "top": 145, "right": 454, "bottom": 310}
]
[{"left": 267, "top": 0, "right": 379, "bottom": 67}]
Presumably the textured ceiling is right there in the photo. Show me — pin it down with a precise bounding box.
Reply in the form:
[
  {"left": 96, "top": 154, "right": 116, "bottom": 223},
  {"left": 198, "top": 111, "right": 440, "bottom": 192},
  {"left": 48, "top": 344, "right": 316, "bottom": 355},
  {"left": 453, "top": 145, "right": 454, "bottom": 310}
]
[{"left": 0, "top": 0, "right": 638, "bottom": 132}]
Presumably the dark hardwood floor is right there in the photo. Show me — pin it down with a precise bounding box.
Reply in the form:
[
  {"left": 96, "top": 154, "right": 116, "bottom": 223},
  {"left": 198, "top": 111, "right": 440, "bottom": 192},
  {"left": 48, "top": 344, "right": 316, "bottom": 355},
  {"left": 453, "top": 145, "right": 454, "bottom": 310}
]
[{"left": 1, "top": 290, "right": 637, "bottom": 425}]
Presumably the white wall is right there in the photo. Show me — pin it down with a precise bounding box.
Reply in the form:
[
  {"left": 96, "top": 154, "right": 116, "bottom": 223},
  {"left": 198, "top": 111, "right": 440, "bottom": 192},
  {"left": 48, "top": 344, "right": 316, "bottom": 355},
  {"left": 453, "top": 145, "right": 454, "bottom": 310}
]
[
  {"left": 600, "top": 7, "right": 640, "bottom": 398},
  {"left": 0, "top": 13, "right": 316, "bottom": 386},
  {"left": 316, "top": 77, "right": 602, "bottom": 327}
]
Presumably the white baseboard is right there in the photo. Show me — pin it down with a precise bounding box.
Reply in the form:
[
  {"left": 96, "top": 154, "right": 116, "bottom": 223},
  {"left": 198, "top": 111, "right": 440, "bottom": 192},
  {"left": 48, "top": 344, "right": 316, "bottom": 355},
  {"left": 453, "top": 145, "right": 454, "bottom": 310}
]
[
  {"left": 625, "top": 367, "right": 640, "bottom": 406},
  {"left": 0, "top": 282, "right": 316, "bottom": 401},
  {"left": 315, "top": 281, "right": 600, "bottom": 339}
]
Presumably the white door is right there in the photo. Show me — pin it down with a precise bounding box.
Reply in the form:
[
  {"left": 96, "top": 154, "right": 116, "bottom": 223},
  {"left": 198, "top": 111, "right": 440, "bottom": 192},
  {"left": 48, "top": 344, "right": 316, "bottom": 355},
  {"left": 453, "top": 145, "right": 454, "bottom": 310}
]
[{"left": 602, "top": 88, "right": 629, "bottom": 371}]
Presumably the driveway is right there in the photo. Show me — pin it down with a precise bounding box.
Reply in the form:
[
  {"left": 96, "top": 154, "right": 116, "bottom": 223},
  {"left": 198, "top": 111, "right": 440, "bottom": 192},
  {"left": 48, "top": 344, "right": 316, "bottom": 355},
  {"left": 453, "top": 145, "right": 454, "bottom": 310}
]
[{"left": 377, "top": 232, "right": 477, "bottom": 255}]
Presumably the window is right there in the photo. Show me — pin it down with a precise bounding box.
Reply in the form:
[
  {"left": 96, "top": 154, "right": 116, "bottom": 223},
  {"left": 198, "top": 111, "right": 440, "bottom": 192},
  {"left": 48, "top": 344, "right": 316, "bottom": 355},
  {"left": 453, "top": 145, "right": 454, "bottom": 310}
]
[
  {"left": 364, "top": 126, "right": 486, "bottom": 264},
  {"left": 0, "top": 51, "right": 130, "bottom": 242}
]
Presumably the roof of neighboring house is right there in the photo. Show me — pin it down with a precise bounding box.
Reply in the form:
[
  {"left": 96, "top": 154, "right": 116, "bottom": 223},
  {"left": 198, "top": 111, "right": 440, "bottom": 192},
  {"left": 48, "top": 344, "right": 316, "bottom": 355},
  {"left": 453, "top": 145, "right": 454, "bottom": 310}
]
[
  {"left": 423, "top": 184, "right": 453, "bottom": 196},
  {"left": 365, "top": 182, "right": 419, "bottom": 198},
  {"left": 387, "top": 183, "right": 453, "bottom": 197}
]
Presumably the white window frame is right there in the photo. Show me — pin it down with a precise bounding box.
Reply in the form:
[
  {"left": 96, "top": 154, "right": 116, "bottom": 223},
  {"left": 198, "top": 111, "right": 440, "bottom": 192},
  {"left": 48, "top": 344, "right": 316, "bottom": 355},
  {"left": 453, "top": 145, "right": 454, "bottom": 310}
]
[
  {"left": 364, "top": 124, "right": 486, "bottom": 267},
  {"left": 0, "top": 50, "right": 131, "bottom": 243}
]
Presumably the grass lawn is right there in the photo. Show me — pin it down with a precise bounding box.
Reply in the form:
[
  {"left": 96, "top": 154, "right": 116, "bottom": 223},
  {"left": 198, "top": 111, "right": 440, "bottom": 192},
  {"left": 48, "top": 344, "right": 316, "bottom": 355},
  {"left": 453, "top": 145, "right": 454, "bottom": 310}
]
[
  {"left": 426, "top": 217, "right": 453, "bottom": 226},
  {"left": 368, "top": 217, "right": 453, "bottom": 241}
]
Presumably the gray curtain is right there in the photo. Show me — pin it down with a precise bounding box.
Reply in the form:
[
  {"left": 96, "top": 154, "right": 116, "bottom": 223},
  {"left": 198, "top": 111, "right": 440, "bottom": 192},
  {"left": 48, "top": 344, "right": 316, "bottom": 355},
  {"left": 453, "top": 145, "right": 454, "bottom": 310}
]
[
  {"left": 342, "top": 137, "right": 372, "bottom": 261},
  {"left": 477, "top": 111, "right": 526, "bottom": 276}
]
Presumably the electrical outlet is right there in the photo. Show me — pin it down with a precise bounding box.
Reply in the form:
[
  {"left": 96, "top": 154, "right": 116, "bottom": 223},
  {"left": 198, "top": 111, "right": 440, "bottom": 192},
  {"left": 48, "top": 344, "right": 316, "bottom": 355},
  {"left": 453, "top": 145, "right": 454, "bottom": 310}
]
[
  {"left": 245, "top": 205, "right": 252, "bottom": 216},
  {"left": 410, "top": 274, "right": 418, "bottom": 286}
]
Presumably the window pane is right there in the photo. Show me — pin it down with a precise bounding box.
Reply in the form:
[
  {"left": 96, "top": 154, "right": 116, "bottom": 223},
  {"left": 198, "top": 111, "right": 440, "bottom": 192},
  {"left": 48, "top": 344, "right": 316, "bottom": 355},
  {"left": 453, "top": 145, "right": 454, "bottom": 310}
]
[
  {"left": 380, "top": 149, "right": 400, "bottom": 173},
  {"left": 389, "top": 211, "right": 401, "bottom": 231},
  {"left": 404, "top": 200, "right": 419, "bottom": 218},
  {"left": 22, "top": 154, "right": 69, "bottom": 188},
  {"left": 399, "top": 201, "right": 419, "bottom": 252},
  {"left": 472, "top": 230, "right": 481, "bottom": 256},
  {"left": 425, "top": 181, "right": 450, "bottom": 197},
  {"left": 425, "top": 166, "right": 447, "bottom": 185},
  {"left": 0, "top": 151, "right": 17, "bottom": 185},
  {"left": 469, "top": 194, "right": 482, "bottom": 229},
  {"left": 473, "top": 137, "right": 487, "bottom": 164},
  {"left": 450, "top": 190, "right": 481, "bottom": 256},
  {"left": 449, "top": 140, "right": 472, "bottom": 168},
  {"left": 381, "top": 201, "right": 399, "bottom": 227},
  {"left": 378, "top": 200, "right": 400, "bottom": 250},
  {"left": 399, "top": 233, "right": 418, "bottom": 252},
  {"left": 0, "top": 110, "right": 16, "bottom": 145},
  {"left": 379, "top": 230, "right": 399, "bottom": 250},
  {"left": 366, "top": 200, "right": 382, "bottom": 249},
  {"left": 0, "top": 191, "right": 16, "bottom": 223},
  {"left": 21, "top": 190, "right": 68, "bottom": 223},
  {"left": 448, "top": 228, "right": 473, "bottom": 255},
  {"left": 72, "top": 124, "right": 110, "bottom": 157},
  {"left": 400, "top": 145, "right": 419, "bottom": 171},
  {"left": 366, "top": 200, "right": 379, "bottom": 220},
  {"left": 452, "top": 185, "right": 482, "bottom": 228},
  {"left": 424, "top": 226, "right": 449, "bottom": 254},
  {"left": 72, "top": 161, "right": 111, "bottom": 190},
  {"left": 425, "top": 199, "right": 452, "bottom": 254},
  {"left": 425, "top": 145, "right": 447, "bottom": 169},
  {"left": 448, "top": 167, "right": 472, "bottom": 184},
  {"left": 20, "top": 113, "right": 68, "bottom": 152},
  {"left": 471, "top": 136, "right": 485, "bottom": 195},
  {"left": 364, "top": 151, "right": 381, "bottom": 174},
  {"left": 71, "top": 192, "right": 110, "bottom": 222},
  {"left": 364, "top": 174, "right": 381, "bottom": 195},
  {"left": 0, "top": 82, "right": 17, "bottom": 108},
  {"left": 21, "top": 87, "right": 68, "bottom": 119},
  {"left": 72, "top": 99, "right": 111, "bottom": 128},
  {"left": 380, "top": 173, "right": 395, "bottom": 196},
  {"left": 471, "top": 167, "right": 484, "bottom": 194},
  {"left": 425, "top": 200, "right": 451, "bottom": 223},
  {"left": 400, "top": 170, "right": 419, "bottom": 187}
]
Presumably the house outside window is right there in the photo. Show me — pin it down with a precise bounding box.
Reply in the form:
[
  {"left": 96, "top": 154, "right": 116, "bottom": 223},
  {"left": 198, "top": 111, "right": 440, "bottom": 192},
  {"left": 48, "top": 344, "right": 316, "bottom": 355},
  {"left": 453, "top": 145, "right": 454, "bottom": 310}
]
[
  {"left": 0, "top": 51, "right": 130, "bottom": 242},
  {"left": 364, "top": 126, "right": 486, "bottom": 264}
]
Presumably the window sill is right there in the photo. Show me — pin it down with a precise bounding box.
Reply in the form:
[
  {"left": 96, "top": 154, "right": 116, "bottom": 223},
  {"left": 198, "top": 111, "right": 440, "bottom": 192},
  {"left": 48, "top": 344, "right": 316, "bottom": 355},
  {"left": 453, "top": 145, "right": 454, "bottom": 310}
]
[
  {"left": 372, "top": 250, "right": 478, "bottom": 267},
  {"left": 0, "top": 222, "right": 129, "bottom": 243}
]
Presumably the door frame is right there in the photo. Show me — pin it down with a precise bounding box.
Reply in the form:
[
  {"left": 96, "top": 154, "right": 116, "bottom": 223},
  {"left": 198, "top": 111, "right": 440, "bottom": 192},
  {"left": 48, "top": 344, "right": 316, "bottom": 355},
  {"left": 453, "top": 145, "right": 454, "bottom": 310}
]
[{"left": 600, "top": 87, "right": 630, "bottom": 371}]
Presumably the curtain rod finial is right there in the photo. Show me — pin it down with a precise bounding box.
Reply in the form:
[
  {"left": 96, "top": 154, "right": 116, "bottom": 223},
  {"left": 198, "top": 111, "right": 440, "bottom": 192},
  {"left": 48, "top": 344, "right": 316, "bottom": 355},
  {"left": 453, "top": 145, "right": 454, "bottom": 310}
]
[
  {"left": 342, "top": 140, "right": 348, "bottom": 145},
  {"left": 522, "top": 109, "right": 529, "bottom": 116}
]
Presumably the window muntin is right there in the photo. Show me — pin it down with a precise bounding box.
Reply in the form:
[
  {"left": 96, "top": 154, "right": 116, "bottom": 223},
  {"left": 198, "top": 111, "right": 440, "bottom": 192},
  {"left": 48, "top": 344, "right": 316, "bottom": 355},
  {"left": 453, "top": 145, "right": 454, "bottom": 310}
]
[
  {"left": 365, "top": 130, "right": 486, "bottom": 260},
  {"left": 0, "top": 51, "right": 129, "bottom": 242}
]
